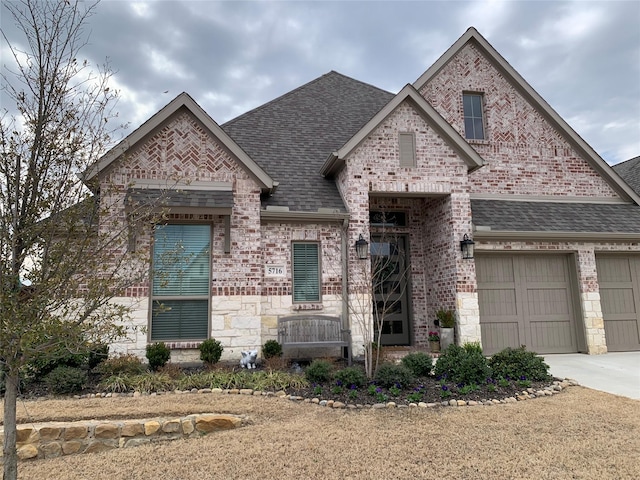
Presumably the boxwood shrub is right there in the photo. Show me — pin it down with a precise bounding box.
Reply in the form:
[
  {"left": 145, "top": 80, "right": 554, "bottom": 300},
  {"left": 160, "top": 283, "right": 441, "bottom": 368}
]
[
  {"left": 434, "top": 344, "right": 491, "bottom": 386},
  {"left": 488, "top": 346, "right": 551, "bottom": 381},
  {"left": 401, "top": 352, "right": 433, "bottom": 377},
  {"left": 374, "top": 363, "right": 416, "bottom": 388}
]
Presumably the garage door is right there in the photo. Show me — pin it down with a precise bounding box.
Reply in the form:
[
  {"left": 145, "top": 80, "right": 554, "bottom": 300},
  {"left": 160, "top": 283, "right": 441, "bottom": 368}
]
[
  {"left": 595, "top": 255, "right": 640, "bottom": 352},
  {"left": 476, "top": 254, "right": 579, "bottom": 355}
]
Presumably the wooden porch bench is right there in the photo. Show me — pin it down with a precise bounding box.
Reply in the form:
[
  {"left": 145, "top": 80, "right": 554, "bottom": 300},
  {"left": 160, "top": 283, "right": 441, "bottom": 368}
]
[{"left": 277, "top": 315, "right": 352, "bottom": 365}]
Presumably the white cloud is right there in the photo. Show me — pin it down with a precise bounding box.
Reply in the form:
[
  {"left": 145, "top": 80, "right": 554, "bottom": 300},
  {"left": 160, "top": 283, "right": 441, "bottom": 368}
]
[{"left": 146, "top": 47, "right": 193, "bottom": 80}]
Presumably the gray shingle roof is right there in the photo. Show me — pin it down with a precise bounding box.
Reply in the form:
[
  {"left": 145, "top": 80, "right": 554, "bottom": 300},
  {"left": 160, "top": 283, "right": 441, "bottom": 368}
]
[
  {"left": 222, "top": 71, "right": 394, "bottom": 212},
  {"left": 471, "top": 199, "right": 640, "bottom": 233},
  {"left": 613, "top": 156, "right": 640, "bottom": 197},
  {"left": 126, "top": 189, "right": 234, "bottom": 209}
]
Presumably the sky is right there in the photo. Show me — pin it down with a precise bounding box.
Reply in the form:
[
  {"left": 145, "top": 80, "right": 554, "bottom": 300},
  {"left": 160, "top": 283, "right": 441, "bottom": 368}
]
[{"left": 2, "top": 0, "right": 639, "bottom": 165}]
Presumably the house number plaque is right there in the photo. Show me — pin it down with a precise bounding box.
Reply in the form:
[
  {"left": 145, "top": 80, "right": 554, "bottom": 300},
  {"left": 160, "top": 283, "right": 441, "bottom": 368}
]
[{"left": 265, "top": 265, "right": 286, "bottom": 277}]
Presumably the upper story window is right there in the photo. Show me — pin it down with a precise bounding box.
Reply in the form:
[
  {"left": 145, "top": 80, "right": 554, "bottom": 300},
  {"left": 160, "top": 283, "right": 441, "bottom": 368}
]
[{"left": 463, "top": 93, "right": 485, "bottom": 140}]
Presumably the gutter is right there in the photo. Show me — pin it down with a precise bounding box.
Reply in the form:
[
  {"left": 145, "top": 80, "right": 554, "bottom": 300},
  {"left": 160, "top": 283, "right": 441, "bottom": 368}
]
[
  {"left": 261, "top": 209, "right": 350, "bottom": 223},
  {"left": 473, "top": 229, "right": 640, "bottom": 243}
]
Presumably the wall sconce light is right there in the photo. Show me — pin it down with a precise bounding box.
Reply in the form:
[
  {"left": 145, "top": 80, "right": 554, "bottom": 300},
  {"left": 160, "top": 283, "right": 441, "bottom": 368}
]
[
  {"left": 355, "top": 234, "right": 369, "bottom": 260},
  {"left": 460, "top": 233, "right": 475, "bottom": 260}
]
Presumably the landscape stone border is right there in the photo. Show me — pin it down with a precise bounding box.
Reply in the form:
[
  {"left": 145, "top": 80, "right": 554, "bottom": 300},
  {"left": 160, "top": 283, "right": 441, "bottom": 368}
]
[
  {"left": 1, "top": 378, "right": 577, "bottom": 462},
  {"left": 0, "top": 413, "right": 247, "bottom": 462}
]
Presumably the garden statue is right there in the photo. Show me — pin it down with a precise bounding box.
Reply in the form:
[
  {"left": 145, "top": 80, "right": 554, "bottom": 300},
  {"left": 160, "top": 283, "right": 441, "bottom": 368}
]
[{"left": 240, "top": 350, "right": 258, "bottom": 369}]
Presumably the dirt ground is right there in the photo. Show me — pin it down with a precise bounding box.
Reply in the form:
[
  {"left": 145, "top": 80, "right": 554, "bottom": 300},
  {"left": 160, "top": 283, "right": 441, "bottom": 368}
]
[{"left": 3, "top": 386, "right": 640, "bottom": 480}]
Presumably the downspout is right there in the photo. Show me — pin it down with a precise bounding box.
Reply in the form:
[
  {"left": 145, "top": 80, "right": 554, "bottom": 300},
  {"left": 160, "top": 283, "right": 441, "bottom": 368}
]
[{"left": 341, "top": 218, "right": 352, "bottom": 365}]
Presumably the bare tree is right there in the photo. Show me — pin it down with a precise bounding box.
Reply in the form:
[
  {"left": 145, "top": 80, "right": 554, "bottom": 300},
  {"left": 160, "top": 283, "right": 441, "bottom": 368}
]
[
  {"left": 343, "top": 215, "right": 412, "bottom": 379},
  {"left": 0, "top": 2, "right": 156, "bottom": 478}
]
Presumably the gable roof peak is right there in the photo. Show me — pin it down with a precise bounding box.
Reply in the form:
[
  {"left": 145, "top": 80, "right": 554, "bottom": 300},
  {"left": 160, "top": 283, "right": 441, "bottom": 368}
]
[
  {"left": 320, "top": 83, "right": 484, "bottom": 177},
  {"left": 413, "top": 26, "right": 640, "bottom": 205},
  {"left": 84, "top": 91, "right": 275, "bottom": 191}
]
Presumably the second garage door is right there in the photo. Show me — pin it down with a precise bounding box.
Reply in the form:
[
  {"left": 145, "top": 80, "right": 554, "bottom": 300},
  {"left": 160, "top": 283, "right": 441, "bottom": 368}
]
[
  {"left": 595, "top": 255, "right": 640, "bottom": 352},
  {"left": 476, "top": 254, "right": 580, "bottom": 355}
]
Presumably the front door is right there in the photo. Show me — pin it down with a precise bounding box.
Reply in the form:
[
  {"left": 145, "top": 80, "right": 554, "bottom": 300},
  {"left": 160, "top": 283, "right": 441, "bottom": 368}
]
[{"left": 371, "top": 236, "right": 410, "bottom": 345}]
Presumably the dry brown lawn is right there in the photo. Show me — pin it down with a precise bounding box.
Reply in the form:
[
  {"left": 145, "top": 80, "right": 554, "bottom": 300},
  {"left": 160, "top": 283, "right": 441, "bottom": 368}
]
[{"left": 3, "top": 386, "right": 639, "bottom": 480}]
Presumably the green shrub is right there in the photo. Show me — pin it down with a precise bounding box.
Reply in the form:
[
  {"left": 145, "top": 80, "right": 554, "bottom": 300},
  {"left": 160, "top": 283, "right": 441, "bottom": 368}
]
[
  {"left": 401, "top": 352, "right": 433, "bottom": 377},
  {"left": 304, "top": 359, "right": 333, "bottom": 383},
  {"left": 146, "top": 342, "right": 171, "bottom": 371},
  {"left": 463, "top": 342, "right": 483, "bottom": 355},
  {"left": 199, "top": 338, "right": 224, "bottom": 366},
  {"left": 88, "top": 343, "right": 109, "bottom": 370},
  {"left": 374, "top": 363, "right": 416, "bottom": 388},
  {"left": 436, "top": 309, "right": 455, "bottom": 328},
  {"left": 99, "top": 374, "right": 134, "bottom": 393},
  {"left": 434, "top": 344, "right": 491, "bottom": 386},
  {"left": 44, "top": 366, "right": 87, "bottom": 395},
  {"left": 97, "top": 354, "right": 147, "bottom": 376},
  {"left": 262, "top": 340, "right": 283, "bottom": 359},
  {"left": 130, "top": 372, "right": 174, "bottom": 393},
  {"left": 333, "top": 366, "right": 367, "bottom": 388},
  {"left": 29, "top": 344, "right": 88, "bottom": 377},
  {"left": 488, "top": 346, "right": 551, "bottom": 381}
]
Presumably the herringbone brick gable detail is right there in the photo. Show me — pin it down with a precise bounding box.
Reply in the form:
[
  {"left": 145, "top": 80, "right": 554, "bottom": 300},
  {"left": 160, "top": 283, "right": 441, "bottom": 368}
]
[
  {"left": 420, "top": 43, "right": 619, "bottom": 198},
  {"left": 117, "top": 112, "right": 247, "bottom": 184}
]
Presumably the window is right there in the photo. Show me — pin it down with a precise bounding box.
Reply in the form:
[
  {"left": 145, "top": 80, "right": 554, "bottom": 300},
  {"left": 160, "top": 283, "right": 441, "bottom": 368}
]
[
  {"left": 398, "top": 132, "right": 416, "bottom": 167},
  {"left": 151, "top": 224, "right": 210, "bottom": 341},
  {"left": 292, "top": 242, "right": 320, "bottom": 302},
  {"left": 463, "top": 93, "right": 485, "bottom": 140}
]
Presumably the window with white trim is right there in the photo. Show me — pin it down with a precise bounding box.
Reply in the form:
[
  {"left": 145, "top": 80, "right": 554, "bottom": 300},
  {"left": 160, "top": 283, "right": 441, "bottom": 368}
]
[
  {"left": 463, "top": 93, "right": 485, "bottom": 140},
  {"left": 151, "top": 224, "right": 210, "bottom": 341},
  {"left": 292, "top": 242, "right": 321, "bottom": 302}
]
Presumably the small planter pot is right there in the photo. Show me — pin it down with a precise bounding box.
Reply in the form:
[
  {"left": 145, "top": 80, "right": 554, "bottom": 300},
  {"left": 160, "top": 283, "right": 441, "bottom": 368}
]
[
  {"left": 429, "top": 340, "right": 440, "bottom": 353},
  {"left": 440, "top": 327, "right": 455, "bottom": 350}
]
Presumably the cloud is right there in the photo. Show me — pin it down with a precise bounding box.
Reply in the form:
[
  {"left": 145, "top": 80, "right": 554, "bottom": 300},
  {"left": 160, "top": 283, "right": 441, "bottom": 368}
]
[{"left": 2, "top": 0, "right": 638, "bottom": 163}]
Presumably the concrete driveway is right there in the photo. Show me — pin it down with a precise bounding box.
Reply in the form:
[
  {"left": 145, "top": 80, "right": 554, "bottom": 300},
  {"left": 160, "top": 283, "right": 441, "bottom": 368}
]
[{"left": 543, "top": 352, "right": 640, "bottom": 400}]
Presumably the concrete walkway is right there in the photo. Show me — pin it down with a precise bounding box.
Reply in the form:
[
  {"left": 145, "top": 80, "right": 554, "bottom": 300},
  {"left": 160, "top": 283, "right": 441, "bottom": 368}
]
[{"left": 543, "top": 352, "right": 640, "bottom": 400}]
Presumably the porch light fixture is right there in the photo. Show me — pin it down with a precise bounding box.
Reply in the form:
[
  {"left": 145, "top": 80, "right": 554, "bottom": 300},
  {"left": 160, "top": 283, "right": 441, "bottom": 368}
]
[
  {"left": 355, "top": 234, "right": 369, "bottom": 260},
  {"left": 460, "top": 234, "right": 475, "bottom": 260}
]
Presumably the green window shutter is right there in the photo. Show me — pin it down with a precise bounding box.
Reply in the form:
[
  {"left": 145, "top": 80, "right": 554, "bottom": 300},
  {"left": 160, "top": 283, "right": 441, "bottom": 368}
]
[
  {"left": 152, "top": 224, "right": 210, "bottom": 296},
  {"left": 151, "top": 300, "right": 209, "bottom": 341},
  {"left": 292, "top": 243, "right": 320, "bottom": 302}
]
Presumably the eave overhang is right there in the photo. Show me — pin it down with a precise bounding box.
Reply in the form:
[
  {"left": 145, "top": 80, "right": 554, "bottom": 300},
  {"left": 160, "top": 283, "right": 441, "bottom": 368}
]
[
  {"left": 473, "top": 229, "right": 640, "bottom": 243},
  {"left": 261, "top": 210, "right": 350, "bottom": 223}
]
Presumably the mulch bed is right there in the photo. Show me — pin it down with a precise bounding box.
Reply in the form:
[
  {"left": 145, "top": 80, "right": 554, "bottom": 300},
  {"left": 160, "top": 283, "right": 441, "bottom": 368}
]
[
  {"left": 285, "top": 377, "right": 551, "bottom": 406},
  {"left": 13, "top": 360, "right": 552, "bottom": 406}
]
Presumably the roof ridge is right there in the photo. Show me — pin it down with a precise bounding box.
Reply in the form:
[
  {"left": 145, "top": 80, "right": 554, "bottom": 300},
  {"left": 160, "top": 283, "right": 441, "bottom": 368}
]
[{"left": 222, "top": 71, "right": 392, "bottom": 127}]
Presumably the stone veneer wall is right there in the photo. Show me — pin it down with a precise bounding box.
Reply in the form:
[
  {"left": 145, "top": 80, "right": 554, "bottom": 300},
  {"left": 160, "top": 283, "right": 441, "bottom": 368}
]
[{"left": 1, "top": 413, "right": 245, "bottom": 462}]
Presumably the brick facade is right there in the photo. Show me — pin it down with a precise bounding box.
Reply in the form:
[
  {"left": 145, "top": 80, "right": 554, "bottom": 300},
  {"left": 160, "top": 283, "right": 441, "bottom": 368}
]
[
  {"left": 99, "top": 30, "right": 637, "bottom": 361},
  {"left": 420, "top": 43, "right": 618, "bottom": 198}
]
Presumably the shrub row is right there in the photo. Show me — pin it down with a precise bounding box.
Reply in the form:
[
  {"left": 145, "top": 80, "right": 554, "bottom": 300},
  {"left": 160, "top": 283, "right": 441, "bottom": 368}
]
[{"left": 303, "top": 345, "right": 550, "bottom": 389}]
